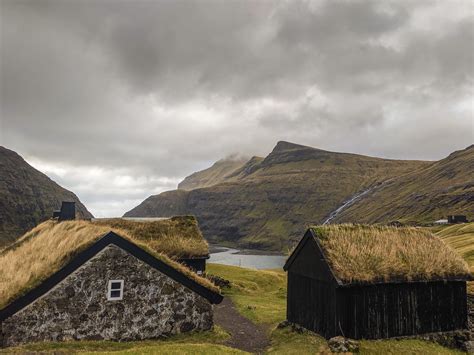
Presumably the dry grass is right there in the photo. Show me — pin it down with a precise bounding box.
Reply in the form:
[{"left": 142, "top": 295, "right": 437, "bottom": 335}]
[
  {"left": 93, "top": 216, "right": 209, "bottom": 258},
  {"left": 311, "top": 224, "right": 471, "bottom": 284},
  {"left": 0, "top": 220, "right": 219, "bottom": 310}
]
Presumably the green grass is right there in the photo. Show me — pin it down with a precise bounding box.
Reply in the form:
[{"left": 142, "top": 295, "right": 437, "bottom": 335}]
[
  {"left": 267, "top": 329, "right": 463, "bottom": 354},
  {"left": 267, "top": 328, "right": 328, "bottom": 354},
  {"left": 435, "top": 223, "right": 474, "bottom": 293},
  {"left": 207, "top": 263, "right": 286, "bottom": 325},
  {"left": 359, "top": 339, "right": 464, "bottom": 354},
  {"left": 0, "top": 326, "right": 245, "bottom": 354}
]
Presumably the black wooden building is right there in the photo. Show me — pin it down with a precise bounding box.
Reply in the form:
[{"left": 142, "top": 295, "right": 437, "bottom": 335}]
[{"left": 283, "top": 226, "right": 471, "bottom": 339}]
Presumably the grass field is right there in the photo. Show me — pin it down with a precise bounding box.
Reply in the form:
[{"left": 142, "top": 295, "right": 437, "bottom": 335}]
[
  {"left": 0, "top": 325, "right": 245, "bottom": 354},
  {"left": 434, "top": 223, "right": 474, "bottom": 293}
]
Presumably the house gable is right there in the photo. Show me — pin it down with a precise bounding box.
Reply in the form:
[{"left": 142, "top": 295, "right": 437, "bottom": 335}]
[
  {"left": 1, "top": 243, "right": 214, "bottom": 346},
  {"left": 284, "top": 230, "right": 339, "bottom": 285},
  {"left": 0, "top": 232, "right": 222, "bottom": 323}
]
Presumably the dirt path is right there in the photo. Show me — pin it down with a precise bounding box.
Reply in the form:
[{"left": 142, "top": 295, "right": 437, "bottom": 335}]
[{"left": 214, "top": 297, "right": 270, "bottom": 354}]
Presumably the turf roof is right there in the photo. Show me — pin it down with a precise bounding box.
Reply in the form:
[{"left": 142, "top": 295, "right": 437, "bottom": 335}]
[
  {"left": 308, "top": 224, "right": 471, "bottom": 284},
  {"left": 0, "top": 218, "right": 217, "bottom": 310},
  {"left": 92, "top": 216, "right": 209, "bottom": 258}
]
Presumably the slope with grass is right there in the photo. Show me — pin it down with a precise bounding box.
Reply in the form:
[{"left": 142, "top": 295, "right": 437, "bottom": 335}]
[
  {"left": 334, "top": 145, "right": 474, "bottom": 225},
  {"left": 0, "top": 146, "right": 92, "bottom": 248},
  {"left": 126, "top": 141, "right": 426, "bottom": 250},
  {"left": 434, "top": 222, "right": 474, "bottom": 293},
  {"left": 178, "top": 156, "right": 251, "bottom": 190}
]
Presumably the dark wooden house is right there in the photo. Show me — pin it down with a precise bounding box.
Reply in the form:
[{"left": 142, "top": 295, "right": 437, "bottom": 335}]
[{"left": 284, "top": 225, "right": 472, "bottom": 339}]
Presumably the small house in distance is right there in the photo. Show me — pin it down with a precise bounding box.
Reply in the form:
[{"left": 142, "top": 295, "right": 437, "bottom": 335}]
[
  {"left": 0, "top": 219, "right": 222, "bottom": 347},
  {"left": 52, "top": 201, "right": 77, "bottom": 221},
  {"left": 448, "top": 215, "right": 468, "bottom": 224},
  {"left": 283, "top": 224, "right": 471, "bottom": 339}
]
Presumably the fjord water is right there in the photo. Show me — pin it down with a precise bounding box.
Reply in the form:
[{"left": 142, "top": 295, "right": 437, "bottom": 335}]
[{"left": 209, "top": 247, "right": 286, "bottom": 269}]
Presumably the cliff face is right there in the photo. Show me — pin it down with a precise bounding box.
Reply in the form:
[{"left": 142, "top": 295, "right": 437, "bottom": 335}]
[
  {"left": 0, "top": 146, "right": 93, "bottom": 247},
  {"left": 125, "top": 141, "right": 428, "bottom": 250}
]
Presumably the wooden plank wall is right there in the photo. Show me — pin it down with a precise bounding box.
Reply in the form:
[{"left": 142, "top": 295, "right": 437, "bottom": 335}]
[
  {"left": 287, "top": 272, "right": 337, "bottom": 338},
  {"left": 337, "top": 281, "right": 467, "bottom": 339},
  {"left": 287, "top": 273, "right": 467, "bottom": 339}
]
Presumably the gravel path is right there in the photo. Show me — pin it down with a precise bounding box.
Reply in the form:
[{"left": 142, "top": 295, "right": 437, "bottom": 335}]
[{"left": 214, "top": 297, "right": 270, "bottom": 354}]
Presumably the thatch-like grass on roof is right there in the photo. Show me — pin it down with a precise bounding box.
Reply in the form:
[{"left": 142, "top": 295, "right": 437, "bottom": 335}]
[
  {"left": 310, "top": 224, "right": 471, "bottom": 284},
  {"left": 92, "top": 216, "right": 209, "bottom": 258},
  {"left": 0, "top": 219, "right": 218, "bottom": 310}
]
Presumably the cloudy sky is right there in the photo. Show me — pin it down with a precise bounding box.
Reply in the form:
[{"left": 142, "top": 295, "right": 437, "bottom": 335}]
[{"left": 1, "top": 0, "right": 473, "bottom": 217}]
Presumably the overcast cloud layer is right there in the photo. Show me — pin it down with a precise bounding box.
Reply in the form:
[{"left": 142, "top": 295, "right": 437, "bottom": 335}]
[{"left": 1, "top": 0, "right": 473, "bottom": 217}]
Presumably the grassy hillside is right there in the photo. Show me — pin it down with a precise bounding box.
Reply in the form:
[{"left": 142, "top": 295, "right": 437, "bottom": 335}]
[
  {"left": 178, "top": 157, "right": 251, "bottom": 190},
  {"left": 0, "top": 146, "right": 92, "bottom": 248},
  {"left": 335, "top": 145, "right": 474, "bottom": 225},
  {"left": 434, "top": 222, "right": 474, "bottom": 293},
  {"left": 126, "top": 141, "right": 426, "bottom": 250}
]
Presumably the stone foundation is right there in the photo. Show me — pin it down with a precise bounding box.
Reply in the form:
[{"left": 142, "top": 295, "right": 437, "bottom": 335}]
[{"left": 1, "top": 244, "right": 213, "bottom": 347}]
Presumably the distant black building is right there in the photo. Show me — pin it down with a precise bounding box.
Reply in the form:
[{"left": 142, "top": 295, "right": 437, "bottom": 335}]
[
  {"left": 448, "top": 215, "right": 468, "bottom": 224},
  {"left": 52, "top": 201, "right": 76, "bottom": 221},
  {"left": 284, "top": 225, "right": 471, "bottom": 339},
  {"left": 179, "top": 256, "right": 209, "bottom": 275}
]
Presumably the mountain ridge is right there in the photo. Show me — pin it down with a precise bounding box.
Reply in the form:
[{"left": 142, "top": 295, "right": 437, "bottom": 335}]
[{"left": 125, "top": 141, "right": 436, "bottom": 250}]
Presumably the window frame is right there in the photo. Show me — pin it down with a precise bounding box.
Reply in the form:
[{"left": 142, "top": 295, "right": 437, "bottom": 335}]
[{"left": 107, "top": 279, "right": 124, "bottom": 301}]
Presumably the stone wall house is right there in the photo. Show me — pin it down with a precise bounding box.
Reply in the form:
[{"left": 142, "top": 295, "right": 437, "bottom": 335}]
[{"left": 0, "top": 230, "right": 222, "bottom": 347}]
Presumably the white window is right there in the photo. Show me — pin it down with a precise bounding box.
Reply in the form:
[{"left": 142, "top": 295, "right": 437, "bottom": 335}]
[{"left": 107, "top": 280, "right": 124, "bottom": 301}]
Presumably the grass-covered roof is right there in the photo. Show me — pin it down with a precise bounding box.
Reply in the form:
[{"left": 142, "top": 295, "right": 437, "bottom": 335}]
[
  {"left": 309, "top": 224, "right": 471, "bottom": 284},
  {"left": 92, "top": 216, "right": 209, "bottom": 258},
  {"left": 0, "top": 218, "right": 217, "bottom": 310}
]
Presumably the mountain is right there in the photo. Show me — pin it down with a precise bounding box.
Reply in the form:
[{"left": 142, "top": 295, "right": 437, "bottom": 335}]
[
  {"left": 0, "top": 146, "right": 93, "bottom": 247},
  {"left": 333, "top": 145, "right": 474, "bottom": 224},
  {"left": 178, "top": 156, "right": 250, "bottom": 190},
  {"left": 125, "top": 141, "right": 427, "bottom": 250}
]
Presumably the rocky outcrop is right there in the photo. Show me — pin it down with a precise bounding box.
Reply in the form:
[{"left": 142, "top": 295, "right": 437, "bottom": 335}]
[
  {"left": 328, "top": 336, "right": 359, "bottom": 353},
  {"left": 0, "top": 146, "right": 92, "bottom": 248},
  {"left": 1, "top": 244, "right": 213, "bottom": 347}
]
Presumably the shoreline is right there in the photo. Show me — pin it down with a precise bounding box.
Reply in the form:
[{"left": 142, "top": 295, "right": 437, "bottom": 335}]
[{"left": 209, "top": 244, "right": 285, "bottom": 256}]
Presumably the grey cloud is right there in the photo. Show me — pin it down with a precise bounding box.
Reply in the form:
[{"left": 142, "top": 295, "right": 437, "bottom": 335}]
[{"left": 1, "top": 0, "right": 472, "bottom": 216}]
